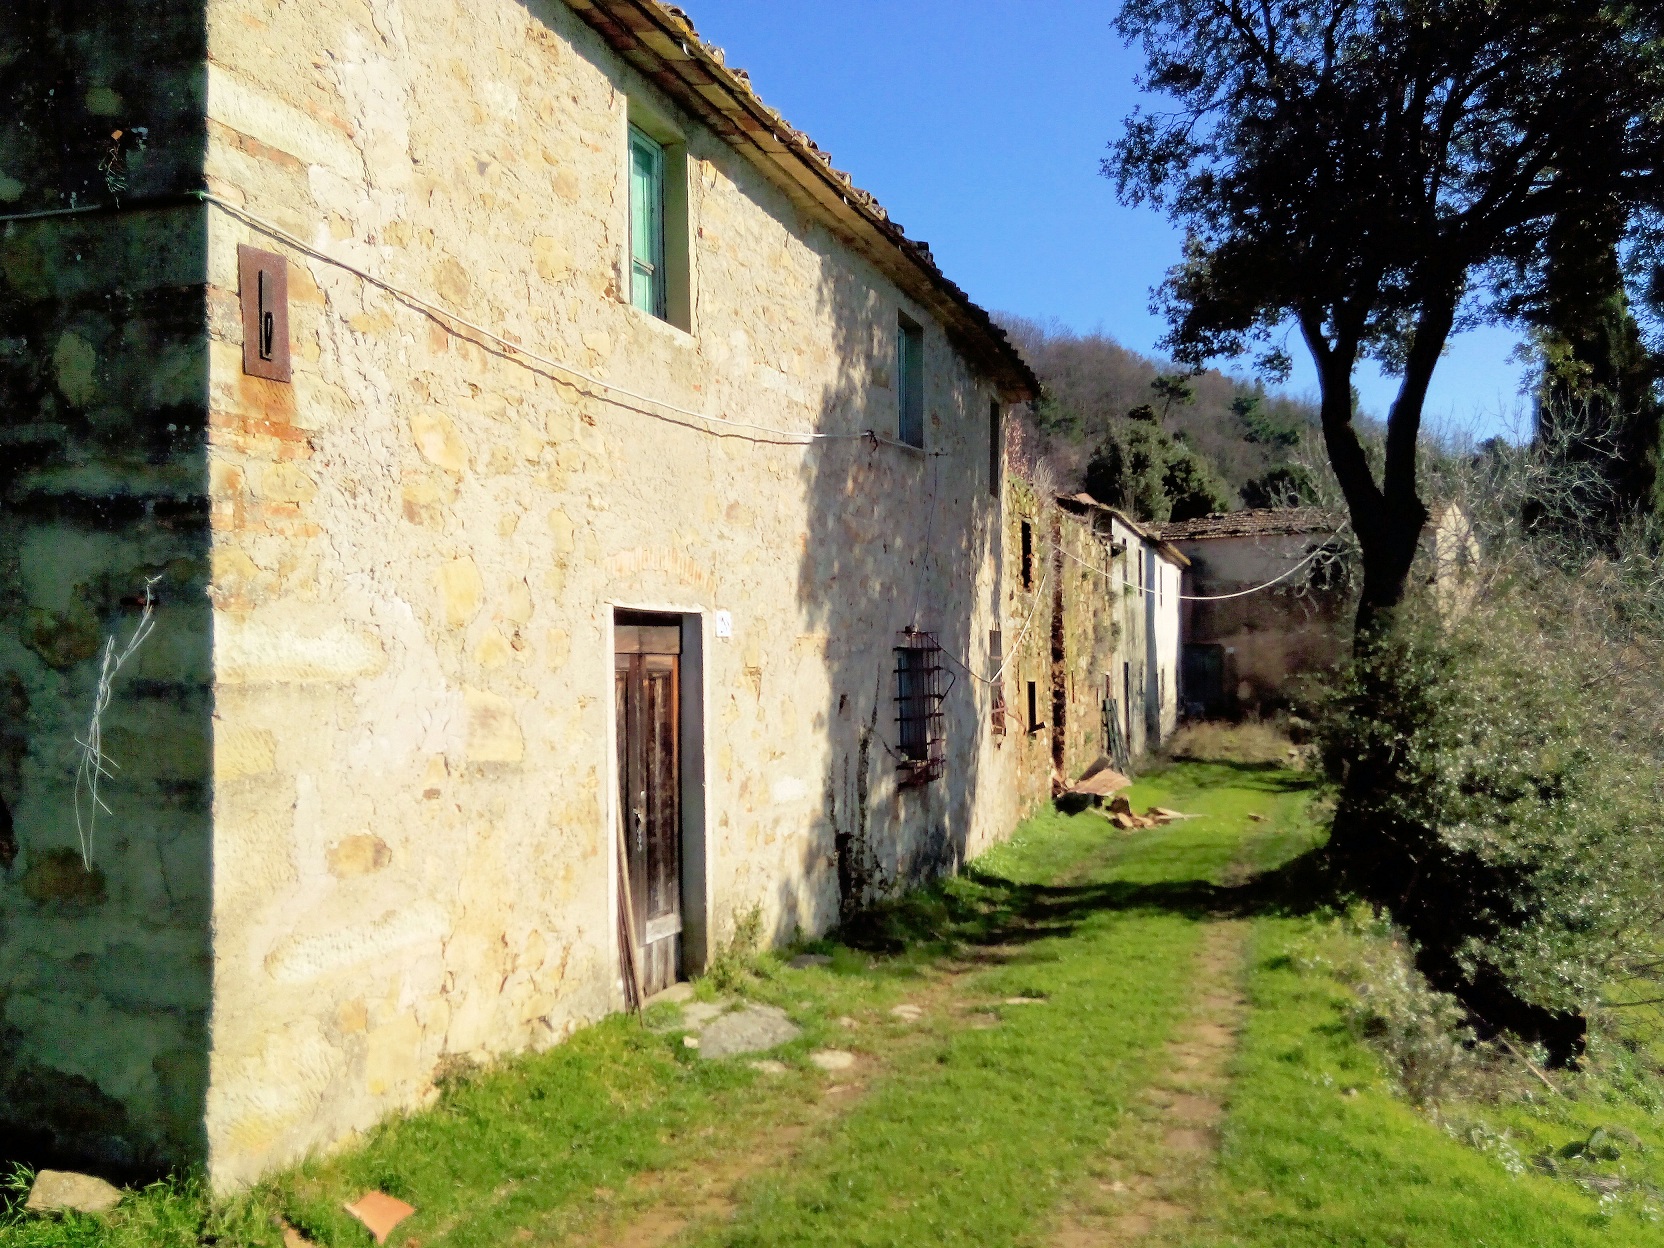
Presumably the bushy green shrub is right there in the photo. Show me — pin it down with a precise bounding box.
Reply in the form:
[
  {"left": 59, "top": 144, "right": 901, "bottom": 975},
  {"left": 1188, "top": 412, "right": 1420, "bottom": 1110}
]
[{"left": 1317, "top": 584, "right": 1664, "bottom": 1060}]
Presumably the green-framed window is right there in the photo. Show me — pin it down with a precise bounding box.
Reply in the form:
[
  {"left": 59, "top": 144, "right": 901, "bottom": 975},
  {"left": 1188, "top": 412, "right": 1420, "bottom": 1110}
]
[
  {"left": 897, "top": 313, "right": 924, "bottom": 448},
  {"left": 629, "top": 125, "right": 666, "bottom": 318}
]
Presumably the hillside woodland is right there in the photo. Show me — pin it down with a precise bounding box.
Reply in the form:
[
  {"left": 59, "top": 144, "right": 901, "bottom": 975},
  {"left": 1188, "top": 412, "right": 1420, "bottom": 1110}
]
[{"left": 999, "top": 315, "right": 1327, "bottom": 522}]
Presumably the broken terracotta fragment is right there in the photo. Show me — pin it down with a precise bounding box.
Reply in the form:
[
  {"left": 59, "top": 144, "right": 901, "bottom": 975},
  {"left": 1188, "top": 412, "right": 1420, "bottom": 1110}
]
[{"left": 343, "top": 1191, "right": 415, "bottom": 1244}]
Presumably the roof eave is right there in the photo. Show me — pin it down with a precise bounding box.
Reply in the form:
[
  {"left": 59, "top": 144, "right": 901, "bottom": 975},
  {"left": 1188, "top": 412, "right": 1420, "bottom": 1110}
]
[{"left": 563, "top": 0, "right": 1038, "bottom": 400}]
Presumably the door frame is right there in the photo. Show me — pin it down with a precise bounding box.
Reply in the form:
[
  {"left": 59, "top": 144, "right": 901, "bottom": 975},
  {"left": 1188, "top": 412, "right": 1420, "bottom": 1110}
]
[{"left": 605, "top": 603, "right": 710, "bottom": 997}]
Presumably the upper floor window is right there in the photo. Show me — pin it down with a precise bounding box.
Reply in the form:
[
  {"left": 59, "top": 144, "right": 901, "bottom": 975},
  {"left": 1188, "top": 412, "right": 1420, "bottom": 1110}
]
[
  {"left": 626, "top": 112, "right": 692, "bottom": 331},
  {"left": 629, "top": 125, "right": 667, "bottom": 319},
  {"left": 897, "top": 313, "right": 924, "bottom": 448},
  {"left": 989, "top": 398, "right": 1002, "bottom": 496}
]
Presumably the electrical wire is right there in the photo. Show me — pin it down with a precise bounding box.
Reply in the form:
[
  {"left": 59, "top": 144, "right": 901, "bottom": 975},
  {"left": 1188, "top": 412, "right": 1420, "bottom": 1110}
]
[
  {"left": 1049, "top": 531, "right": 1342, "bottom": 602},
  {"left": 931, "top": 525, "right": 1339, "bottom": 698},
  {"left": 1, "top": 191, "right": 938, "bottom": 453},
  {"left": 930, "top": 561, "right": 1052, "bottom": 690},
  {"left": 7, "top": 199, "right": 1334, "bottom": 629}
]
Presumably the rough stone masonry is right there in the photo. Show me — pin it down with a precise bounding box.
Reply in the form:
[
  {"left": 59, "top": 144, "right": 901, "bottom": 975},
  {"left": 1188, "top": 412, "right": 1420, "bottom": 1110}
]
[{"left": 0, "top": 0, "right": 1173, "bottom": 1190}]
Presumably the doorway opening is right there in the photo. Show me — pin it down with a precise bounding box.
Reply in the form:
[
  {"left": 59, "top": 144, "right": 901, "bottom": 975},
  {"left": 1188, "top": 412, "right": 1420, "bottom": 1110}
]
[{"left": 614, "top": 610, "right": 706, "bottom": 997}]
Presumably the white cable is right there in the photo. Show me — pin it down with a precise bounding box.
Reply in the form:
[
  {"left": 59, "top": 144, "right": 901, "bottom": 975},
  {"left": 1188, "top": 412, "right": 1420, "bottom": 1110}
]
[
  {"left": 201, "top": 195, "right": 894, "bottom": 447},
  {"left": 931, "top": 561, "right": 1052, "bottom": 689},
  {"left": 1050, "top": 531, "right": 1340, "bottom": 602}
]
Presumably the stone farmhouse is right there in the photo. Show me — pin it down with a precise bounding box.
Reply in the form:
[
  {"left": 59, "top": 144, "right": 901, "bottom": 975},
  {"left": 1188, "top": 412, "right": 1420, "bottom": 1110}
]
[
  {"left": 0, "top": 0, "right": 1184, "bottom": 1189},
  {"left": 1160, "top": 509, "right": 1347, "bottom": 717},
  {"left": 1163, "top": 504, "right": 1479, "bottom": 717}
]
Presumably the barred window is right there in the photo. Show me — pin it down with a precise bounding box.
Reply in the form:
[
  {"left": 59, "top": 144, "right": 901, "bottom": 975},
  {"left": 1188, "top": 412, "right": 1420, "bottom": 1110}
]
[{"left": 894, "top": 630, "right": 947, "bottom": 784}]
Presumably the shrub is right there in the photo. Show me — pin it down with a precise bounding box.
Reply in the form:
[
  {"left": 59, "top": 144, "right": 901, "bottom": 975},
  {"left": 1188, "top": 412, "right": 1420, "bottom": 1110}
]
[{"left": 1315, "top": 426, "right": 1664, "bottom": 1061}]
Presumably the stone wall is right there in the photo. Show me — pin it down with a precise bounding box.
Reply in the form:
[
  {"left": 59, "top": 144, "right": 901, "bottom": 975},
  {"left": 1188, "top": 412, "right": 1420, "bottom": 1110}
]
[
  {"left": 997, "top": 488, "right": 1180, "bottom": 794},
  {"left": 0, "top": 4, "right": 213, "bottom": 1176},
  {"left": 997, "top": 476, "right": 1059, "bottom": 809},
  {"left": 196, "top": 0, "right": 1023, "bottom": 1187},
  {"left": 1175, "top": 532, "right": 1347, "bottom": 715}
]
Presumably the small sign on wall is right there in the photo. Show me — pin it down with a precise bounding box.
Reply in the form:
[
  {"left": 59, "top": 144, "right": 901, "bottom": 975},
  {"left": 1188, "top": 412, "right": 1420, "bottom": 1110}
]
[
  {"left": 239, "top": 244, "right": 291, "bottom": 383},
  {"left": 714, "top": 610, "right": 733, "bottom": 640}
]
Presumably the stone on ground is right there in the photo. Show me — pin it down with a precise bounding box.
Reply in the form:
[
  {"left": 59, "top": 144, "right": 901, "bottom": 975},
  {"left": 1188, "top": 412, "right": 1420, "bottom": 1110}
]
[
  {"left": 25, "top": 1170, "right": 124, "bottom": 1215},
  {"left": 810, "top": 1048, "right": 857, "bottom": 1072},
  {"left": 749, "top": 1059, "right": 790, "bottom": 1075},
  {"left": 698, "top": 1002, "right": 801, "bottom": 1059},
  {"left": 889, "top": 1003, "right": 923, "bottom": 1021},
  {"left": 680, "top": 999, "right": 730, "bottom": 1028}
]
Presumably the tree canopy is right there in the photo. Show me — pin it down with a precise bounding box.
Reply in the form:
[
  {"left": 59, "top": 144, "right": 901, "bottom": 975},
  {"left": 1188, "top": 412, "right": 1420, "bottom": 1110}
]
[{"left": 1110, "top": 0, "right": 1664, "bottom": 627}]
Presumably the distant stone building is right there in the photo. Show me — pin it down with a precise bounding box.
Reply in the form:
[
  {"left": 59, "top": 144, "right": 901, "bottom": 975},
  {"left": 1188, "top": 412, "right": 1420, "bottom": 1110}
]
[
  {"left": 1159, "top": 509, "right": 1347, "bottom": 717},
  {"left": 992, "top": 486, "right": 1181, "bottom": 808},
  {"left": 1053, "top": 495, "right": 1184, "bottom": 773}
]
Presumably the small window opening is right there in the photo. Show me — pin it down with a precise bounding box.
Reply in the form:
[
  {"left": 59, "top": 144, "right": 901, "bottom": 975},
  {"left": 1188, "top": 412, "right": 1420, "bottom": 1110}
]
[
  {"left": 627, "top": 115, "right": 691, "bottom": 330},
  {"left": 897, "top": 313, "right": 924, "bottom": 448},
  {"left": 1026, "top": 680, "right": 1040, "bottom": 733},
  {"left": 988, "top": 398, "right": 1002, "bottom": 497},
  {"left": 629, "top": 126, "right": 666, "bottom": 319},
  {"left": 989, "top": 629, "right": 1006, "bottom": 735},
  {"left": 1020, "top": 521, "right": 1034, "bottom": 590},
  {"left": 894, "top": 630, "right": 947, "bottom": 784}
]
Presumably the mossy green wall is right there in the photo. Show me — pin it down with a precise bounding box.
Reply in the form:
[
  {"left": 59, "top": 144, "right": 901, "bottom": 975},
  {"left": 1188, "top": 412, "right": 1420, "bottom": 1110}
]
[{"left": 0, "top": 2, "right": 212, "bottom": 1179}]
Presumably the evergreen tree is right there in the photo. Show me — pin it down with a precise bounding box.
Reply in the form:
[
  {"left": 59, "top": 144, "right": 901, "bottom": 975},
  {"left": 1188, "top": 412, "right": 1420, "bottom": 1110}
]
[{"left": 1534, "top": 200, "right": 1664, "bottom": 533}]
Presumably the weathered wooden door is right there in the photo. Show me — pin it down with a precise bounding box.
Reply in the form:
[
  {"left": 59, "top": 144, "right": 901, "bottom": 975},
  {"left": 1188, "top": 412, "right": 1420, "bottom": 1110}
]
[{"left": 615, "top": 619, "right": 682, "bottom": 995}]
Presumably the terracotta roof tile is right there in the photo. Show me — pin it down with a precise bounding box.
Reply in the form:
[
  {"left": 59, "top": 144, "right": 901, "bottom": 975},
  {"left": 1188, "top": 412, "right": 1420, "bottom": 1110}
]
[{"left": 1157, "top": 508, "right": 1341, "bottom": 541}]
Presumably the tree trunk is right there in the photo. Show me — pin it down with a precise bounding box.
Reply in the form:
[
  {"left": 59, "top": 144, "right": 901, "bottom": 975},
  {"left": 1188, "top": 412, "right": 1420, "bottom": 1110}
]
[{"left": 1302, "top": 294, "right": 1454, "bottom": 639}]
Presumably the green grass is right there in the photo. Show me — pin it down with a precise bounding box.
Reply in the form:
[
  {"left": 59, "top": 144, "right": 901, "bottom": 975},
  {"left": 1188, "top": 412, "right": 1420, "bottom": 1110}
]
[
  {"left": 682, "top": 765, "right": 1320, "bottom": 1248},
  {"left": 1175, "top": 911, "right": 1664, "bottom": 1247},
  {"left": 12, "top": 760, "right": 1664, "bottom": 1248}
]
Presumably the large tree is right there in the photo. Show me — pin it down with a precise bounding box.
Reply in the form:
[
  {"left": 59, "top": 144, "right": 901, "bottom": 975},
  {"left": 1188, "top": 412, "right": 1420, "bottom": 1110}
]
[
  {"left": 1534, "top": 196, "right": 1664, "bottom": 533},
  {"left": 1110, "top": 0, "right": 1664, "bottom": 632}
]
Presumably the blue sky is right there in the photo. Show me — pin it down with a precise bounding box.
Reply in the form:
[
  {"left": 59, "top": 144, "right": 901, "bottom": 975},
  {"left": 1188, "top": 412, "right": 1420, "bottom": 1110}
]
[{"left": 688, "top": 0, "right": 1531, "bottom": 439}]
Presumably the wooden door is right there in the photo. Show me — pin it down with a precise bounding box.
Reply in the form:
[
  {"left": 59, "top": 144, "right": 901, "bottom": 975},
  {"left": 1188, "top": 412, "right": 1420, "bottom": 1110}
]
[{"left": 615, "top": 620, "right": 682, "bottom": 995}]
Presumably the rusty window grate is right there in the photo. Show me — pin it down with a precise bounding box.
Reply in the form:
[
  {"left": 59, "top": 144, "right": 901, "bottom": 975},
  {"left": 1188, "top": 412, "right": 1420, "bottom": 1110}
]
[
  {"left": 894, "top": 629, "right": 949, "bottom": 784},
  {"left": 989, "top": 628, "right": 1006, "bottom": 735}
]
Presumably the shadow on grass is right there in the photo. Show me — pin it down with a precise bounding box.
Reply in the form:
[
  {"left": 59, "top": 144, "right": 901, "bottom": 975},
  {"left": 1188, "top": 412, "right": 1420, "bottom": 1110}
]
[{"left": 831, "top": 814, "right": 1340, "bottom": 963}]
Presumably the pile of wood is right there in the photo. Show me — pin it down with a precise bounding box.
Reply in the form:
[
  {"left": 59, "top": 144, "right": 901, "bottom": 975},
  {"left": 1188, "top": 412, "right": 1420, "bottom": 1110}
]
[
  {"left": 1101, "top": 793, "right": 1189, "bottom": 830},
  {"left": 1059, "top": 758, "right": 1192, "bottom": 830}
]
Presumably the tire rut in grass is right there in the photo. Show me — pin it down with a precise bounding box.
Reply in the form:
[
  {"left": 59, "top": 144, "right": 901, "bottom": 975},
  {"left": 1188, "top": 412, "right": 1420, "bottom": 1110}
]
[{"left": 1049, "top": 919, "right": 1249, "bottom": 1247}]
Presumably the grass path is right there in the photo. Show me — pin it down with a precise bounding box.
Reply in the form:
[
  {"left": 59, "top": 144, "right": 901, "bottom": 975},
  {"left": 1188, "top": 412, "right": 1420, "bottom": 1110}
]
[
  {"left": 1047, "top": 920, "right": 1250, "bottom": 1247},
  {"left": 16, "top": 760, "right": 1660, "bottom": 1248},
  {"left": 668, "top": 764, "right": 1315, "bottom": 1248}
]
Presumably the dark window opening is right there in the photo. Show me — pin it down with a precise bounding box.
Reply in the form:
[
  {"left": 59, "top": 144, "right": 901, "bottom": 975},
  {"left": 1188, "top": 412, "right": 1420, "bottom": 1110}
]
[
  {"left": 1020, "top": 521, "right": 1033, "bottom": 590},
  {"left": 1026, "top": 680, "right": 1040, "bottom": 733},
  {"left": 897, "top": 314, "right": 924, "bottom": 448},
  {"left": 989, "top": 629, "right": 1006, "bottom": 735},
  {"left": 894, "top": 630, "right": 948, "bottom": 783},
  {"left": 988, "top": 398, "right": 1002, "bottom": 497}
]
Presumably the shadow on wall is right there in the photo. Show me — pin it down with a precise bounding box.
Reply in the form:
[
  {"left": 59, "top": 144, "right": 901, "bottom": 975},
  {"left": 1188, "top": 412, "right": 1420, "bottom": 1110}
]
[
  {"left": 0, "top": 1, "right": 213, "bottom": 1181},
  {"left": 791, "top": 258, "right": 995, "bottom": 935}
]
